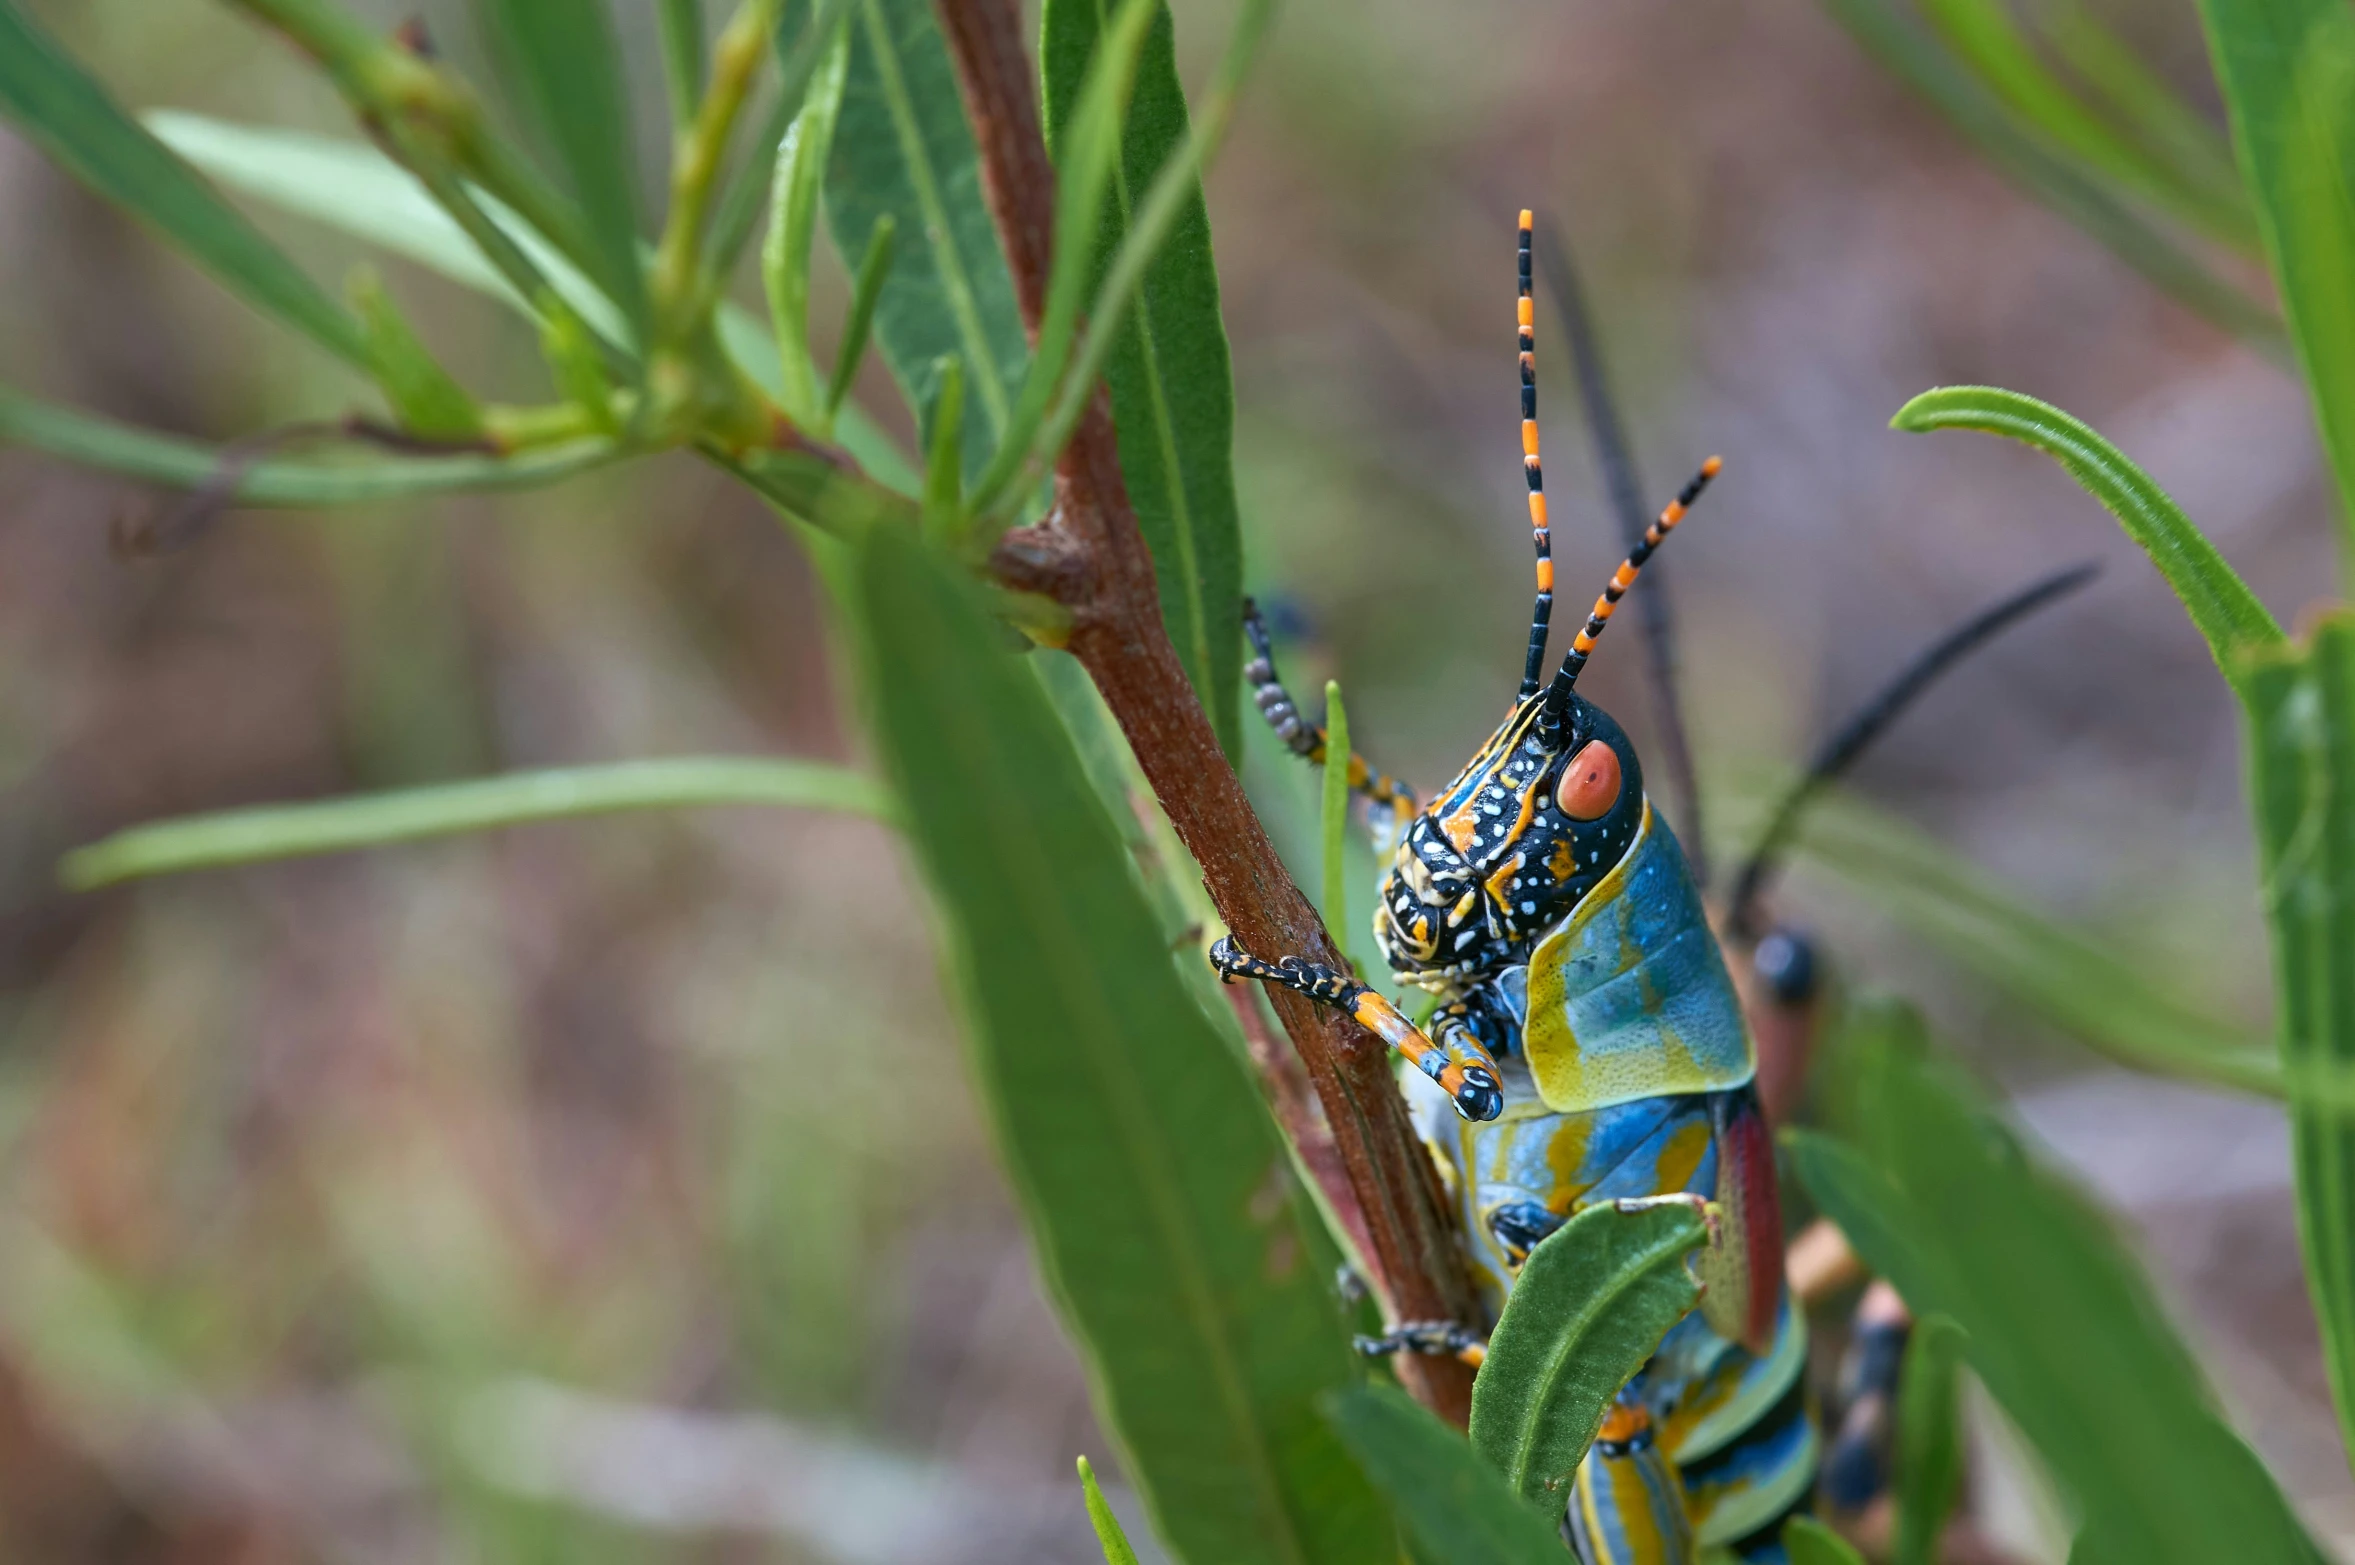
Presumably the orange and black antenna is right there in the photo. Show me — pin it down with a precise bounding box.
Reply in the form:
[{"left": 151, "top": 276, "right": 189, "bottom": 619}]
[
  {"left": 1543, "top": 455, "right": 1722, "bottom": 719},
  {"left": 1517, "top": 211, "right": 1555, "bottom": 700}
]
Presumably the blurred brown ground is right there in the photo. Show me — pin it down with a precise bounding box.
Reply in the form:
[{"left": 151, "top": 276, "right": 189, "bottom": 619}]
[{"left": 0, "top": 0, "right": 2342, "bottom": 1558}]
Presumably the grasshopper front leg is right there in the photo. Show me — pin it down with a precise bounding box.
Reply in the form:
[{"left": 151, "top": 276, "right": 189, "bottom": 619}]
[{"left": 1209, "top": 937, "right": 1504, "bottom": 1121}]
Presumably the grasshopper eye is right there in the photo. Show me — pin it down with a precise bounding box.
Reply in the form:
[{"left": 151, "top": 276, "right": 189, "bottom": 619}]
[{"left": 1555, "top": 740, "right": 1621, "bottom": 820}]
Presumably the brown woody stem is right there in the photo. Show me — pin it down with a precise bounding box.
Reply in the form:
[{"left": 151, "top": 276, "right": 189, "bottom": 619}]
[{"left": 933, "top": 0, "right": 1479, "bottom": 1424}]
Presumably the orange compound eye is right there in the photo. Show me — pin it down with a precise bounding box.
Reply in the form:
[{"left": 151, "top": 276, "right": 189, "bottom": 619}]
[{"left": 1555, "top": 740, "right": 1622, "bottom": 820}]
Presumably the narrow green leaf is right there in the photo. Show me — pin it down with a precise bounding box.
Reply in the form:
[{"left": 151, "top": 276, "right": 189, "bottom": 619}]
[
  {"left": 824, "top": 0, "right": 1033, "bottom": 478},
  {"left": 1323, "top": 1384, "right": 1565, "bottom": 1565},
  {"left": 61, "top": 757, "right": 891, "bottom": 889},
  {"left": 1891, "top": 386, "right": 2285, "bottom": 681},
  {"left": 149, "top": 112, "right": 625, "bottom": 340},
  {"left": 853, "top": 527, "right": 1388, "bottom": 1565},
  {"left": 1320, "top": 680, "right": 1351, "bottom": 942},
  {"left": 705, "top": 0, "right": 856, "bottom": 280},
  {"left": 922, "top": 355, "right": 966, "bottom": 542},
  {"left": 1789, "top": 1014, "right": 2321, "bottom": 1565},
  {"left": 0, "top": 385, "right": 612, "bottom": 503},
  {"left": 1042, "top": 0, "right": 1248, "bottom": 755},
  {"left": 2192, "top": 0, "right": 2355, "bottom": 550},
  {"left": 659, "top": 0, "right": 707, "bottom": 131},
  {"left": 478, "top": 0, "right": 650, "bottom": 344},
  {"left": 1023, "top": 0, "right": 1275, "bottom": 520},
  {"left": 1918, "top": 0, "right": 2254, "bottom": 246},
  {"left": 723, "top": 444, "right": 923, "bottom": 540},
  {"left": 2043, "top": 2, "right": 2249, "bottom": 219},
  {"left": 2238, "top": 610, "right": 2355, "bottom": 1470},
  {"left": 147, "top": 112, "right": 916, "bottom": 488},
  {"left": 537, "top": 292, "right": 620, "bottom": 433},
  {"left": 1783, "top": 1516, "right": 1869, "bottom": 1565},
  {"left": 1892, "top": 1315, "right": 1966, "bottom": 1565},
  {"left": 1819, "top": 0, "right": 2279, "bottom": 343},
  {"left": 1770, "top": 782, "right": 2285, "bottom": 1097},
  {"left": 968, "top": 0, "right": 1160, "bottom": 514},
  {"left": 0, "top": 1, "right": 368, "bottom": 367},
  {"left": 1077, "top": 1456, "right": 1144, "bottom": 1565},
  {"left": 1467, "top": 1201, "right": 1706, "bottom": 1507},
  {"left": 348, "top": 265, "right": 483, "bottom": 439},
  {"left": 829, "top": 213, "right": 898, "bottom": 417},
  {"left": 765, "top": 13, "right": 854, "bottom": 427}
]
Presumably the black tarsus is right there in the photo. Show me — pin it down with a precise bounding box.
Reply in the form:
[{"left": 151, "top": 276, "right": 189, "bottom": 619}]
[
  {"left": 1533, "top": 215, "right": 1712, "bottom": 890},
  {"left": 1724, "top": 560, "right": 2102, "bottom": 938}
]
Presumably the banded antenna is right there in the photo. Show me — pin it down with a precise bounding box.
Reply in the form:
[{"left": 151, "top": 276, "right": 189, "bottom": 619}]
[
  {"left": 1540, "top": 455, "right": 1723, "bottom": 726},
  {"left": 1516, "top": 210, "right": 1556, "bottom": 700}
]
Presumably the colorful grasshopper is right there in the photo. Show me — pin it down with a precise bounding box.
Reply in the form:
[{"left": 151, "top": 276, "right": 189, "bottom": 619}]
[{"left": 1214, "top": 212, "right": 1813, "bottom": 1564}]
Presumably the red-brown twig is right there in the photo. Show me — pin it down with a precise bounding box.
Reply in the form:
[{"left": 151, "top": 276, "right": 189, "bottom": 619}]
[{"left": 933, "top": 0, "right": 1479, "bottom": 1424}]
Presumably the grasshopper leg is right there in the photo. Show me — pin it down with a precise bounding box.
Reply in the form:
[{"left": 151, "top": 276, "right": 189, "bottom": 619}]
[{"left": 1209, "top": 936, "right": 1503, "bottom": 1121}]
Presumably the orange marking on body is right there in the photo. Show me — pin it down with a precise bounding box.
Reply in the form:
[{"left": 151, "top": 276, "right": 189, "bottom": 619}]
[
  {"left": 1522, "top": 420, "right": 1541, "bottom": 457},
  {"left": 1597, "top": 1403, "right": 1652, "bottom": 1444},
  {"left": 1442, "top": 802, "right": 1481, "bottom": 852},
  {"left": 1517, "top": 296, "right": 1534, "bottom": 329}
]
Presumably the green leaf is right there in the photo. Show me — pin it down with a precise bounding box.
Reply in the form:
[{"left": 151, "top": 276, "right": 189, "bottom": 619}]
[
  {"left": 146, "top": 112, "right": 918, "bottom": 493},
  {"left": 0, "top": 1, "right": 368, "bottom": 367},
  {"left": 1320, "top": 679, "right": 1351, "bottom": 941},
  {"left": 2191, "top": 0, "right": 2355, "bottom": 548},
  {"left": 1818, "top": 0, "right": 2279, "bottom": 343},
  {"left": 477, "top": 0, "right": 651, "bottom": 345},
  {"left": 0, "top": 385, "right": 613, "bottom": 503},
  {"left": 1782, "top": 1516, "right": 1868, "bottom": 1565},
  {"left": 1891, "top": 386, "right": 2285, "bottom": 683},
  {"left": 659, "top": 0, "right": 707, "bottom": 131},
  {"left": 829, "top": 213, "right": 898, "bottom": 418},
  {"left": 825, "top": 0, "right": 1033, "bottom": 479},
  {"left": 2043, "top": 2, "right": 2248, "bottom": 221},
  {"left": 1042, "top": 0, "right": 1248, "bottom": 755},
  {"left": 348, "top": 265, "right": 484, "bottom": 439},
  {"left": 61, "top": 757, "right": 891, "bottom": 889},
  {"left": 1323, "top": 1383, "right": 1565, "bottom": 1565},
  {"left": 1078, "top": 1456, "right": 1144, "bottom": 1565},
  {"left": 1025, "top": 0, "right": 1274, "bottom": 513},
  {"left": 922, "top": 355, "right": 966, "bottom": 541},
  {"left": 852, "top": 526, "right": 1388, "bottom": 1565},
  {"left": 148, "top": 112, "right": 624, "bottom": 340},
  {"left": 705, "top": 0, "right": 857, "bottom": 278},
  {"left": 765, "top": 12, "right": 854, "bottom": 427},
  {"left": 1892, "top": 1315, "right": 1966, "bottom": 1565},
  {"left": 1788, "top": 1012, "right": 2321, "bottom": 1565},
  {"left": 2238, "top": 609, "right": 2355, "bottom": 1470},
  {"left": 969, "top": 0, "right": 1159, "bottom": 514},
  {"left": 1917, "top": 0, "right": 2255, "bottom": 247},
  {"left": 1767, "top": 782, "right": 2285, "bottom": 1097},
  {"left": 1466, "top": 1201, "right": 1706, "bottom": 1508}
]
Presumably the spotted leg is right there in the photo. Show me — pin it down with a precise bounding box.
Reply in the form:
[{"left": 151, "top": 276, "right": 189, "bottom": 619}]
[
  {"left": 1209, "top": 936, "right": 1504, "bottom": 1121},
  {"left": 1243, "top": 599, "right": 1419, "bottom": 846},
  {"left": 1355, "top": 1319, "right": 1488, "bottom": 1368}
]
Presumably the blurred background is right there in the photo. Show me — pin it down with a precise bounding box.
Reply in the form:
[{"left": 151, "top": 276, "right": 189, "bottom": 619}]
[{"left": 0, "top": 0, "right": 2339, "bottom": 1558}]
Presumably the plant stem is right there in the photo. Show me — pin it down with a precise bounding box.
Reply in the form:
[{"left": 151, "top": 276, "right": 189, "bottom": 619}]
[
  {"left": 653, "top": 0, "right": 783, "bottom": 338},
  {"left": 936, "top": 0, "right": 1481, "bottom": 1426}
]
